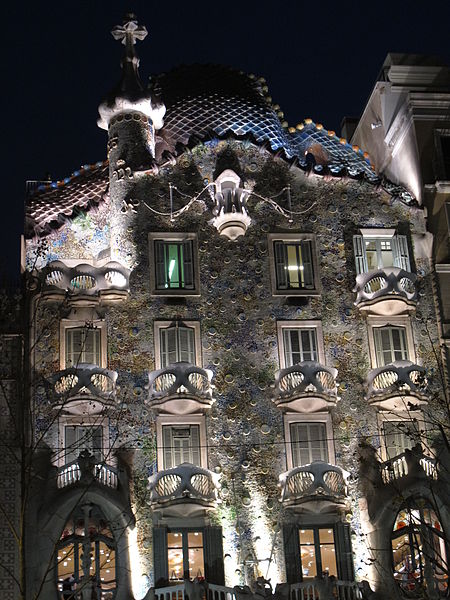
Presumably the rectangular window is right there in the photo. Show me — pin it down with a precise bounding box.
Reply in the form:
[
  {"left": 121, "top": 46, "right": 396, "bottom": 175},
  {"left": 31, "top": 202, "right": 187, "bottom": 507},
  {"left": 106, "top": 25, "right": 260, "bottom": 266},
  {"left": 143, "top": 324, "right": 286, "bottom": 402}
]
[
  {"left": 65, "top": 327, "right": 101, "bottom": 367},
  {"left": 373, "top": 326, "right": 408, "bottom": 366},
  {"left": 64, "top": 424, "right": 103, "bottom": 463},
  {"left": 167, "top": 531, "right": 204, "bottom": 582},
  {"left": 299, "top": 528, "right": 337, "bottom": 579},
  {"left": 283, "top": 328, "right": 318, "bottom": 366},
  {"left": 269, "top": 234, "right": 320, "bottom": 296},
  {"left": 149, "top": 233, "right": 199, "bottom": 296},
  {"left": 353, "top": 231, "right": 410, "bottom": 274},
  {"left": 290, "top": 422, "right": 328, "bottom": 467},
  {"left": 162, "top": 425, "right": 201, "bottom": 468},
  {"left": 160, "top": 325, "right": 196, "bottom": 367},
  {"left": 383, "top": 421, "right": 417, "bottom": 459}
]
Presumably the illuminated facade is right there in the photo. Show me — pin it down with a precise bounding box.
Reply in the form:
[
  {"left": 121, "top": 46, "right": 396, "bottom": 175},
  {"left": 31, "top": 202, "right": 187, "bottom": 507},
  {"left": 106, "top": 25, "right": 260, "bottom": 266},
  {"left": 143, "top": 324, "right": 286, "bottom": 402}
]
[{"left": 13, "top": 15, "right": 450, "bottom": 600}]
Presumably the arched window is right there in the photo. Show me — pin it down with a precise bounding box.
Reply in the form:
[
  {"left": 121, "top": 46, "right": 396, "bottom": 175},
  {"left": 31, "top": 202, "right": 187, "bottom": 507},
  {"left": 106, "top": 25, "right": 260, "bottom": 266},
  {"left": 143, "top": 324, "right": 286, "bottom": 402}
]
[
  {"left": 57, "top": 504, "right": 116, "bottom": 599},
  {"left": 392, "top": 501, "right": 448, "bottom": 596}
]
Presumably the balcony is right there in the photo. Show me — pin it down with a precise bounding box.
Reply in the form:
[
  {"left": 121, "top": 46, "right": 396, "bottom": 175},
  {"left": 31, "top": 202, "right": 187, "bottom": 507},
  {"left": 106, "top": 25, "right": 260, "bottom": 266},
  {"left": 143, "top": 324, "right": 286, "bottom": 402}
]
[
  {"left": 366, "top": 360, "right": 428, "bottom": 410},
  {"left": 51, "top": 363, "right": 118, "bottom": 415},
  {"left": 57, "top": 451, "right": 118, "bottom": 490},
  {"left": 147, "top": 362, "right": 214, "bottom": 415},
  {"left": 148, "top": 463, "right": 220, "bottom": 517},
  {"left": 273, "top": 362, "right": 338, "bottom": 413},
  {"left": 380, "top": 447, "right": 438, "bottom": 485},
  {"left": 290, "top": 578, "right": 365, "bottom": 600},
  {"left": 42, "top": 260, "right": 130, "bottom": 305},
  {"left": 353, "top": 267, "right": 417, "bottom": 315},
  {"left": 155, "top": 582, "right": 236, "bottom": 600},
  {"left": 279, "top": 461, "right": 349, "bottom": 512}
]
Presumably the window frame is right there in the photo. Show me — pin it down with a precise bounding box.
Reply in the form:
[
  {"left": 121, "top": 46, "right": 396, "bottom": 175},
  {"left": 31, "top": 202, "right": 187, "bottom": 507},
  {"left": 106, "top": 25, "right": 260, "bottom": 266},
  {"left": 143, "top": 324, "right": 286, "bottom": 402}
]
[
  {"left": 367, "top": 316, "right": 416, "bottom": 369},
  {"left": 284, "top": 413, "right": 335, "bottom": 471},
  {"left": 298, "top": 525, "right": 338, "bottom": 579},
  {"left": 167, "top": 528, "right": 205, "bottom": 582},
  {"left": 154, "top": 321, "right": 202, "bottom": 369},
  {"left": 57, "top": 415, "right": 110, "bottom": 468},
  {"left": 268, "top": 233, "right": 321, "bottom": 297},
  {"left": 353, "top": 228, "right": 411, "bottom": 274},
  {"left": 149, "top": 232, "right": 200, "bottom": 297},
  {"left": 60, "top": 319, "right": 107, "bottom": 370},
  {"left": 377, "top": 411, "right": 425, "bottom": 462},
  {"left": 156, "top": 415, "right": 208, "bottom": 471},
  {"left": 277, "top": 320, "right": 325, "bottom": 369}
]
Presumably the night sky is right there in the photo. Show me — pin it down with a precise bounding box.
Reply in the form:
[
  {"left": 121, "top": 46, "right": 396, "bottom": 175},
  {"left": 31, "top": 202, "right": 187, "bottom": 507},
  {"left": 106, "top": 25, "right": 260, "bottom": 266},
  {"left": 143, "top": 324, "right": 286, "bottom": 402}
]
[{"left": 4, "top": 0, "right": 450, "bottom": 281}]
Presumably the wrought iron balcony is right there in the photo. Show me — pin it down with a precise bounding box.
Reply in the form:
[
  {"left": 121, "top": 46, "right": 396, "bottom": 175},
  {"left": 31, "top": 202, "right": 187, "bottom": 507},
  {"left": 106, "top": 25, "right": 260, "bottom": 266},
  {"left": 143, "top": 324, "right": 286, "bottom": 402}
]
[
  {"left": 51, "top": 363, "right": 118, "bottom": 414},
  {"left": 148, "top": 463, "right": 220, "bottom": 516},
  {"left": 279, "top": 460, "right": 349, "bottom": 509},
  {"left": 147, "top": 362, "right": 214, "bottom": 414},
  {"left": 273, "top": 361, "right": 338, "bottom": 413},
  {"left": 366, "top": 360, "right": 428, "bottom": 410},
  {"left": 353, "top": 267, "right": 417, "bottom": 315},
  {"left": 42, "top": 260, "right": 130, "bottom": 304},
  {"left": 380, "top": 447, "right": 438, "bottom": 485},
  {"left": 57, "top": 451, "right": 118, "bottom": 490}
]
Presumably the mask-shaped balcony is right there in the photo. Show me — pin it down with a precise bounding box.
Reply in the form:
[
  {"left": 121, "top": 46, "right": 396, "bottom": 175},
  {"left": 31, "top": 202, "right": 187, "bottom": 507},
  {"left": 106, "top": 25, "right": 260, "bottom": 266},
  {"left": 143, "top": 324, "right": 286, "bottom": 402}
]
[
  {"left": 273, "top": 362, "right": 338, "bottom": 413},
  {"left": 147, "top": 362, "right": 214, "bottom": 415},
  {"left": 380, "top": 446, "right": 438, "bottom": 485},
  {"left": 42, "top": 260, "right": 130, "bottom": 305},
  {"left": 148, "top": 463, "right": 220, "bottom": 517},
  {"left": 366, "top": 360, "right": 428, "bottom": 410},
  {"left": 279, "top": 461, "right": 349, "bottom": 512},
  {"left": 353, "top": 267, "right": 417, "bottom": 316},
  {"left": 51, "top": 364, "right": 118, "bottom": 415},
  {"left": 57, "top": 450, "right": 119, "bottom": 490}
]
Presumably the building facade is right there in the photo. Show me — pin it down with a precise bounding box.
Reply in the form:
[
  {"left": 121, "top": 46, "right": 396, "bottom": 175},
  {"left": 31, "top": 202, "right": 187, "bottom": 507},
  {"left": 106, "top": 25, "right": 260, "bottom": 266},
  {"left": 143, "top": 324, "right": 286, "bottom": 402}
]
[{"left": 14, "top": 15, "right": 450, "bottom": 600}]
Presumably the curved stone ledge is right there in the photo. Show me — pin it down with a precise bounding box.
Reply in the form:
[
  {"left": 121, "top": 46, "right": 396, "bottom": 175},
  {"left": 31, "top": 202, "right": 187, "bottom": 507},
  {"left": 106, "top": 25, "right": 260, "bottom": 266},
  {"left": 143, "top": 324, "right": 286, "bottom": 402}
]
[
  {"left": 353, "top": 267, "right": 417, "bottom": 315},
  {"left": 366, "top": 360, "right": 428, "bottom": 410}
]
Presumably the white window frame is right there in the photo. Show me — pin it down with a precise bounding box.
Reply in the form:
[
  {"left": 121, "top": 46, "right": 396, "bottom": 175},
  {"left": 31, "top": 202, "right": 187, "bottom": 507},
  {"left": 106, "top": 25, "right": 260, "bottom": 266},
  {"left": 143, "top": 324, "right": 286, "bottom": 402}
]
[
  {"left": 353, "top": 228, "right": 411, "bottom": 274},
  {"left": 284, "top": 413, "right": 334, "bottom": 471},
  {"left": 277, "top": 320, "right": 325, "bottom": 369},
  {"left": 60, "top": 319, "right": 107, "bottom": 369},
  {"left": 268, "top": 233, "right": 321, "bottom": 297},
  {"left": 57, "top": 415, "right": 110, "bottom": 468},
  {"left": 156, "top": 415, "right": 208, "bottom": 471},
  {"left": 154, "top": 321, "right": 202, "bottom": 369},
  {"left": 377, "top": 411, "right": 425, "bottom": 462},
  {"left": 149, "top": 232, "right": 200, "bottom": 297},
  {"left": 367, "top": 316, "right": 416, "bottom": 369}
]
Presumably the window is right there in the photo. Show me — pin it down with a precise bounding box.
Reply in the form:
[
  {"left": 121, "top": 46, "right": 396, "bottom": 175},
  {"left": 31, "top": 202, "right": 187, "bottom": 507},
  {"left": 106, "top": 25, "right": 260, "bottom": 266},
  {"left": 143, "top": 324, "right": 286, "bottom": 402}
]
[
  {"left": 277, "top": 321, "right": 324, "bottom": 369},
  {"left": 353, "top": 229, "right": 410, "bottom": 274},
  {"left": 392, "top": 502, "right": 448, "bottom": 595},
  {"left": 149, "top": 233, "right": 199, "bottom": 296},
  {"left": 382, "top": 421, "right": 417, "bottom": 459},
  {"left": 60, "top": 320, "right": 106, "bottom": 369},
  {"left": 299, "top": 527, "right": 337, "bottom": 579},
  {"left": 290, "top": 422, "right": 329, "bottom": 466},
  {"left": 269, "top": 234, "right": 320, "bottom": 296},
  {"left": 64, "top": 424, "right": 103, "bottom": 464},
  {"left": 373, "top": 325, "right": 408, "bottom": 366},
  {"left": 154, "top": 321, "right": 201, "bottom": 369},
  {"left": 167, "top": 530, "right": 205, "bottom": 581},
  {"left": 57, "top": 504, "right": 116, "bottom": 598},
  {"left": 162, "top": 425, "right": 201, "bottom": 468}
]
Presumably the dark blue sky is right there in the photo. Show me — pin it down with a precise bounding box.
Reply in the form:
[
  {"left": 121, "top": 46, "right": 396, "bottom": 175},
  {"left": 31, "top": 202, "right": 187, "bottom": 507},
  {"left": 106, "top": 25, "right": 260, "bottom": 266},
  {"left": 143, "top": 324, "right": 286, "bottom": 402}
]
[{"left": 3, "top": 0, "right": 450, "bottom": 280}]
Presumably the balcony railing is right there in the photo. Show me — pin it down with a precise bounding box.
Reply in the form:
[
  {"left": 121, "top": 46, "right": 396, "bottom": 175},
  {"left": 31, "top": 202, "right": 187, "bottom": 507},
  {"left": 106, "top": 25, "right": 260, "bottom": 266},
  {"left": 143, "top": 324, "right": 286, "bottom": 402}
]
[
  {"left": 366, "top": 361, "right": 427, "bottom": 410},
  {"left": 155, "top": 582, "right": 236, "bottom": 600},
  {"left": 273, "top": 362, "right": 338, "bottom": 413},
  {"left": 279, "top": 461, "right": 349, "bottom": 507},
  {"left": 57, "top": 453, "right": 118, "bottom": 489},
  {"left": 353, "top": 267, "right": 417, "bottom": 315},
  {"left": 42, "top": 260, "right": 130, "bottom": 303},
  {"left": 148, "top": 463, "right": 220, "bottom": 511},
  {"left": 380, "top": 448, "right": 438, "bottom": 484},
  {"left": 147, "top": 362, "right": 214, "bottom": 414},
  {"left": 291, "top": 578, "right": 364, "bottom": 600}
]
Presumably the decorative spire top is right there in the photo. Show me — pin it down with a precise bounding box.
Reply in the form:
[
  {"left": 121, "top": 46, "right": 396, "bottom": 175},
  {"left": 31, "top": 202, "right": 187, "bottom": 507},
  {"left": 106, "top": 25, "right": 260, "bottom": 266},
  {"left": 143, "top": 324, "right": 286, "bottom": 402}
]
[{"left": 98, "top": 14, "right": 165, "bottom": 131}]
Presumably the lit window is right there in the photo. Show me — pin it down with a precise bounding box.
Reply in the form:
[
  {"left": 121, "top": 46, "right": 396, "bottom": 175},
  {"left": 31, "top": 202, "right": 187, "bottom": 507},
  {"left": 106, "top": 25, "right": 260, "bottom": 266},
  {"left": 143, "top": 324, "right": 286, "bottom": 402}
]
[
  {"left": 168, "top": 530, "right": 204, "bottom": 581},
  {"left": 373, "top": 326, "right": 408, "bottom": 366},
  {"left": 65, "top": 327, "right": 101, "bottom": 367},
  {"left": 353, "top": 231, "right": 410, "bottom": 274},
  {"left": 149, "top": 233, "right": 199, "bottom": 296},
  {"left": 64, "top": 424, "right": 103, "bottom": 464},
  {"left": 392, "top": 502, "right": 448, "bottom": 595},
  {"left": 283, "top": 328, "right": 318, "bottom": 366},
  {"left": 290, "top": 422, "right": 328, "bottom": 467},
  {"left": 160, "top": 323, "right": 196, "bottom": 367},
  {"left": 299, "top": 528, "right": 337, "bottom": 579},
  {"left": 162, "top": 425, "right": 201, "bottom": 468},
  {"left": 269, "top": 234, "right": 319, "bottom": 296}
]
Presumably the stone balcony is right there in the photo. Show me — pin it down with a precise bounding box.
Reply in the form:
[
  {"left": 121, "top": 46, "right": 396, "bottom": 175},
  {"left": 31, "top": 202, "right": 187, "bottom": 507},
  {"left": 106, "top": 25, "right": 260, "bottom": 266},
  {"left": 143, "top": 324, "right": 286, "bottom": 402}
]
[
  {"left": 42, "top": 260, "right": 130, "bottom": 305},
  {"left": 51, "top": 363, "right": 118, "bottom": 415},
  {"left": 273, "top": 361, "right": 338, "bottom": 413},
  {"left": 366, "top": 360, "right": 428, "bottom": 410},
  {"left": 353, "top": 267, "right": 417, "bottom": 315},
  {"left": 380, "top": 447, "right": 438, "bottom": 485},
  {"left": 279, "top": 460, "right": 349, "bottom": 512},
  {"left": 147, "top": 362, "right": 214, "bottom": 415},
  {"left": 56, "top": 451, "right": 119, "bottom": 490},
  {"left": 148, "top": 462, "right": 220, "bottom": 517},
  {"left": 290, "top": 578, "right": 365, "bottom": 600}
]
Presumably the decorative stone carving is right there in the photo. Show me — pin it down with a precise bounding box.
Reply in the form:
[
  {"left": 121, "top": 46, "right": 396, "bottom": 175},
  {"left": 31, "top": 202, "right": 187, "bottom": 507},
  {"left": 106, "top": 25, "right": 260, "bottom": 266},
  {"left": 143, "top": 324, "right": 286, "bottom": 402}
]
[
  {"left": 212, "top": 170, "right": 252, "bottom": 240},
  {"left": 353, "top": 267, "right": 417, "bottom": 315},
  {"left": 366, "top": 360, "right": 428, "bottom": 410},
  {"left": 273, "top": 361, "right": 338, "bottom": 412}
]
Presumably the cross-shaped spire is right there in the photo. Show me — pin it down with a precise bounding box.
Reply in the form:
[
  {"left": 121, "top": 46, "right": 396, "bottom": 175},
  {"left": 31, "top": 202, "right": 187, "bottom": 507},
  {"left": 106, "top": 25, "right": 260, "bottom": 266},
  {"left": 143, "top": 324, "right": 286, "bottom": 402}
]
[{"left": 111, "top": 14, "right": 148, "bottom": 96}]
